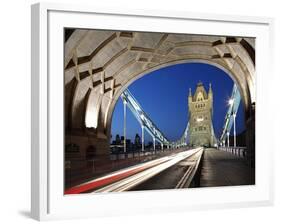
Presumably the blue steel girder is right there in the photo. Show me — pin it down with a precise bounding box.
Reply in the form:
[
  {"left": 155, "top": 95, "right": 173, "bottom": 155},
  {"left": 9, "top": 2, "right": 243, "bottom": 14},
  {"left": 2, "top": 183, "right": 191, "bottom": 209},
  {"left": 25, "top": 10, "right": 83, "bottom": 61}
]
[
  {"left": 219, "top": 84, "right": 241, "bottom": 143},
  {"left": 121, "top": 89, "right": 169, "bottom": 145}
]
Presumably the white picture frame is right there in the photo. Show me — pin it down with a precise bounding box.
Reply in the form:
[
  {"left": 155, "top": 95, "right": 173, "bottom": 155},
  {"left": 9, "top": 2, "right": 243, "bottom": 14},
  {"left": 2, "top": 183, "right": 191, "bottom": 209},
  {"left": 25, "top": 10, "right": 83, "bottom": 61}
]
[{"left": 31, "top": 2, "right": 274, "bottom": 221}]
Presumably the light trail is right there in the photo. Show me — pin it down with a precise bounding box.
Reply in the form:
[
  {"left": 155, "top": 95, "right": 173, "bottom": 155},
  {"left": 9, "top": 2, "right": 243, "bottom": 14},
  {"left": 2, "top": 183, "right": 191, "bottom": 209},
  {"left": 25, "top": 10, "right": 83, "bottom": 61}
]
[
  {"left": 65, "top": 148, "right": 203, "bottom": 194},
  {"left": 65, "top": 156, "right": 170, "bottom": 194},
  {"left": 93, "top": 147, "right": 203, "bottom": 193}
]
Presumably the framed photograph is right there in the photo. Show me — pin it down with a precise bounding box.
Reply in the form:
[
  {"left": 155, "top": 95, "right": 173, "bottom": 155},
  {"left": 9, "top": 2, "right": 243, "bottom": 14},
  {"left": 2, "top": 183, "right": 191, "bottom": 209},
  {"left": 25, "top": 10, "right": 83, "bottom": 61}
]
[{"left": 31, "top": 2, "right": 274, "bottom": 221}]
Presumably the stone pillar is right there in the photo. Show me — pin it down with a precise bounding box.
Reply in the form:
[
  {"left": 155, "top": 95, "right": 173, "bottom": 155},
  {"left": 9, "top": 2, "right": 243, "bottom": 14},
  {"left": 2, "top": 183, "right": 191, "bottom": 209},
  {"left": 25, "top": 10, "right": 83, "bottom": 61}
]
[{"left": 64, "top": 130, "right": 111, "bottom": 186}]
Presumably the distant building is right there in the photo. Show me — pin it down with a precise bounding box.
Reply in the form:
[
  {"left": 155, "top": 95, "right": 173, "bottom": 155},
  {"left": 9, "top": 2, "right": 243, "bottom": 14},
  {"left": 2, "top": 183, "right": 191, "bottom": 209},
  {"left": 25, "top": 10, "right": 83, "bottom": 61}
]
[
  {"left": 134, "top": 134, "right": 141, "bottom": 148},
  {"left": 188, "top": 82, "right": 216, "bottom": 147},
  {"left": 115, "top": 134, "right": 121, "bottom": 145}
]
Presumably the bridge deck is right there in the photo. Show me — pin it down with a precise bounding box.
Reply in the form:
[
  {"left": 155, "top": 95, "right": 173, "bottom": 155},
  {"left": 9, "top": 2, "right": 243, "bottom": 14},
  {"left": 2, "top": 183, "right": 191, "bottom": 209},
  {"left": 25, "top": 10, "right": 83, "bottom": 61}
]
[{"left": 199, "top": 148, "right": 255, "bottom": 187}]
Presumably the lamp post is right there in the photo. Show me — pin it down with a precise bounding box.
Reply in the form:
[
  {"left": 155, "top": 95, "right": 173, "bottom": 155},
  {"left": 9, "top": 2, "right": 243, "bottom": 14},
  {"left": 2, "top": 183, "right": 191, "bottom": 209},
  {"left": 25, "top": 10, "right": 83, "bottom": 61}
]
[
  {"left": 140, "top": 114, "right": 145, "bottom": 152},
  {"left": 141, "top": 124, "right": 144, "bottom": 152},
  {"left": 123, "top": 100, "right": 127, "bottom": 153},
  {"left": 228, "top": 98, "right": 235, "bottom": 148},
  {"left": 228, "top": 98, "right": 234, "bottom": 106},
  {"left": 233, "top": 113, "right": 237, "bottom": 147},
  {"left": 227, "top": 131, "right": 230, "bottom": 148}
]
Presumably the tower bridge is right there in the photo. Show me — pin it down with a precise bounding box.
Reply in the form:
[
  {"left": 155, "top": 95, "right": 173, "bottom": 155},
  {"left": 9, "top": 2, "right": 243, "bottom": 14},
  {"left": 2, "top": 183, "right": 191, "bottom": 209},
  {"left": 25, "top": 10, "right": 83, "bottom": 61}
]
[
  {"left": 119, "top": 81, "right": 239, "bottom": 150},
  {"left": 64, "top": 30, "right": 255, "bottom": 191},
  {"left": 65, "top": 82, "right": 254, "bottom": 193}
]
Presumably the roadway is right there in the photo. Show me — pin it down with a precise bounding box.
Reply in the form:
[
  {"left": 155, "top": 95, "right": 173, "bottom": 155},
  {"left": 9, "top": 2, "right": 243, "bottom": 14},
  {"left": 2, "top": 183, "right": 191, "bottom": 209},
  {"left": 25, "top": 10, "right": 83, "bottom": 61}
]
[
  {"left": 65, "top": 147, "right": 203, "bottom": 194},
  {"left": 130, "top": 148, "right": 203, "bottom": 191},
  {"left": 64, "top": 147, "right": 254, "bottom": 194}
]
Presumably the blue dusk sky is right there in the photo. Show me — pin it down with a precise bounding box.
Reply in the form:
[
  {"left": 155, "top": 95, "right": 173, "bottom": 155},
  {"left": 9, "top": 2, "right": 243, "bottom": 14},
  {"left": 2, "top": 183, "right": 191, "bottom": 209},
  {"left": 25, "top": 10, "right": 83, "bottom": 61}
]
[{"left": 111, "top": 63, "right": 245, "bottom": 143}]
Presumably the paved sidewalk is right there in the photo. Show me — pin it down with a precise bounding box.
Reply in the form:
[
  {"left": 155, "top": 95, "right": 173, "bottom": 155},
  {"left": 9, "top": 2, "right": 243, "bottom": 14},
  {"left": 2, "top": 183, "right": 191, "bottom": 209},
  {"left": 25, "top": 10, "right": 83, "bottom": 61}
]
[{"left": 199, "top": 148, "right": 255, "bottom": 187}]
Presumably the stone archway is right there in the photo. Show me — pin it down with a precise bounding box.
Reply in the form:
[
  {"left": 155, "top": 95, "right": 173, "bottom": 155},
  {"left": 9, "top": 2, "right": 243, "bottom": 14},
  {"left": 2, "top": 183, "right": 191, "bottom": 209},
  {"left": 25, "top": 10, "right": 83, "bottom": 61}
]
[
  {"left": 64, "top": 29, "right": 255, "bottom": 161},
  {"left": 106, "top": 59, "right": 250, "bottom": 137}
]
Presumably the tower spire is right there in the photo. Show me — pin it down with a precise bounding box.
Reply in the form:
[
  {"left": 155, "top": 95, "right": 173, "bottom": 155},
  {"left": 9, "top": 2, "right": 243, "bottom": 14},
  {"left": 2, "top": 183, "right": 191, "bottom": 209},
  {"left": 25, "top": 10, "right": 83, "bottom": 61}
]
[
  {"left": 208, "top": 83, "right": 213, "bottom": 95},
  {"left": 197, "top": 80, "right": 203, "bottom": 86}
]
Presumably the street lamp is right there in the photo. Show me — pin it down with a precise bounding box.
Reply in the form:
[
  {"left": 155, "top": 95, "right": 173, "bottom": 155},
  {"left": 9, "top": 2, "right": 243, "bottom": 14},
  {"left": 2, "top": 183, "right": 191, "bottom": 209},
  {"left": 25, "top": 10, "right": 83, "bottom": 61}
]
[
  {"left": 141, "top": 124, "right": 144, "bottom": 152},
  {"left": 228, "top": 98, "right": 234, "bottom": 106},
  {"left": 123, "top": 100, "right": 127, "bottom": 153},
  {"left": 152, "top": 128, "right": 156, "bottom": 152},
  {"left": 233, "top": 113, "right": 237, "bottom": 147},
  {"left": 227, "top": 131, "right": 230, "bottom": 147},
  {"left": 228, "top": 98, "right": 237, "bottom": 148}
]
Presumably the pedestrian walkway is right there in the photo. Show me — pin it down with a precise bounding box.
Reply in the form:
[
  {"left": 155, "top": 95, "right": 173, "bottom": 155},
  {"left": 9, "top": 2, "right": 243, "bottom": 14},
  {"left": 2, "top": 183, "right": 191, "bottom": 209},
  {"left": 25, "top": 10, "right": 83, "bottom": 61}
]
[{"left": 199, "top": 148, "right": 255, "bottom": 187}]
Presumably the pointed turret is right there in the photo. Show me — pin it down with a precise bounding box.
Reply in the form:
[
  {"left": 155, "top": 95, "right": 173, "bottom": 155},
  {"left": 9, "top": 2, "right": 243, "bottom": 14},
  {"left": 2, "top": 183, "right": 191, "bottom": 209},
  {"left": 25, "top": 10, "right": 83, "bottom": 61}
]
[
  {"left": 193, "top": 81, "right": 207, "bottom": 101},
  {"left": 209, "top": 83, "right": 212, "bottom": 91},
  {"left": 197, "top": 80, "right": 203, "bottom": 86},
  {"left": 188, "top": 88, "right": 192, "bottom": 107},
  {"left": 208, "top": 83, "right": 213, "bottom": 98},
  {"left": 208, "top": 83, "right": 213, "bottom": 115}
]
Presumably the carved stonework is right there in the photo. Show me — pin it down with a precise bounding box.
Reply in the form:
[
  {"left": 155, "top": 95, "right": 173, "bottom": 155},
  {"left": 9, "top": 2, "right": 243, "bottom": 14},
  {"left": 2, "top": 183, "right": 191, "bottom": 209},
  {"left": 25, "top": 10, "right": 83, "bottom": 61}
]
[{"left": 188, "top": 82, "right": 216, "bottom": 147}]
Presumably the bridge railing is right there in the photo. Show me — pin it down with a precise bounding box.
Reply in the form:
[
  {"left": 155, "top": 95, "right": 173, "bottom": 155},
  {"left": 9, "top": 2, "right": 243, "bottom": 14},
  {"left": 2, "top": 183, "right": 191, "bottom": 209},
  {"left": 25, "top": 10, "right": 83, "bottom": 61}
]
[{"left": 218, "top": 146, "right": 247, "bottom": 158}]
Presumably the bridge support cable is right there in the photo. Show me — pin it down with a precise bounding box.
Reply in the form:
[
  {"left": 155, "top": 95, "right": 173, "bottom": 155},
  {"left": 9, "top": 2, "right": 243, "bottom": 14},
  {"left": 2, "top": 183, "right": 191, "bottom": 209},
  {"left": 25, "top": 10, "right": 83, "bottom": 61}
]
[
  {"left": 121, "top": 89, "right": 169, "bottom": 148},
  {"left": 121, "top": 89, "right": 192, "bottom": 149},
  {"left": 219, "top": 84, "right": 241, "bottom": 146},
  {"left": 121, "top": 89, "right": 190, "bottom": 149}
]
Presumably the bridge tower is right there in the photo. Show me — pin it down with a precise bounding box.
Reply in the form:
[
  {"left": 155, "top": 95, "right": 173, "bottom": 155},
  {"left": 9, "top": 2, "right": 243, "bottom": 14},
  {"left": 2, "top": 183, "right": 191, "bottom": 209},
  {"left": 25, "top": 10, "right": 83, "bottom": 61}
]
[{"left": 188, "top": 82, "right": 216, "bottom": 147}]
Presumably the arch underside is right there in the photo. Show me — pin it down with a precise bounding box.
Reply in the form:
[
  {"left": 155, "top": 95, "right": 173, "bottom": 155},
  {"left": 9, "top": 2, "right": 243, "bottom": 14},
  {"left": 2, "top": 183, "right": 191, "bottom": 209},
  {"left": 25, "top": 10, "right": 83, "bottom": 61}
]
[{"left": 64, "top": 29, "right": 255, "bottom": 156}]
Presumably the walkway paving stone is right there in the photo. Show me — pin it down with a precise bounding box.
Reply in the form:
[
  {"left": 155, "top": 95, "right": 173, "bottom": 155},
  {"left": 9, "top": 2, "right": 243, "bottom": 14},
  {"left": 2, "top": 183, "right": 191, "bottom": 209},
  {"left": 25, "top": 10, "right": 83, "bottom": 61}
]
[{"left": 199, "top": 148, "right": 255, "bottom": 187}]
